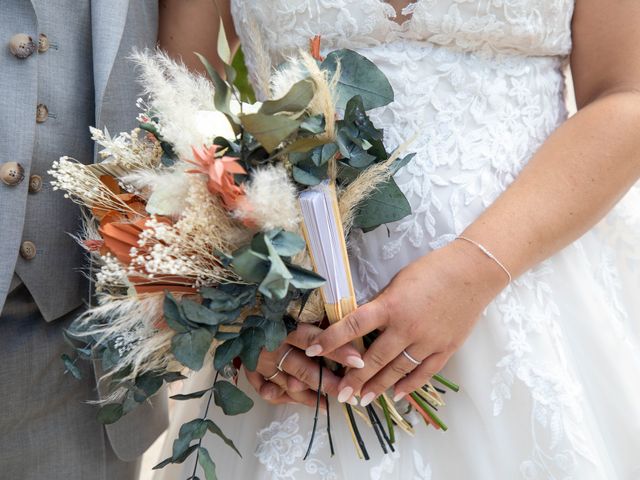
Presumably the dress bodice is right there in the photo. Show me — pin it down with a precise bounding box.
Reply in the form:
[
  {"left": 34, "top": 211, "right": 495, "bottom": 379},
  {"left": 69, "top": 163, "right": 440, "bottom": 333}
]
[{"left": 231, "top": 0, "right": 575, "bottom": 98}]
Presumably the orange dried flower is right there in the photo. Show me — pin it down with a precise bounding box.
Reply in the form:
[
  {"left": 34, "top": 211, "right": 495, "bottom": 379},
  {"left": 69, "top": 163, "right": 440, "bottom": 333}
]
[
  {"left": 92, "top": 175, "right": 146, "bottom": 221},
  {"left": 99, "top": 216, "right": 196, "bottom": 295},
  {"left": 310, "top": 35, "right": 324, "bottom": 61},
  {"left": 187, "top": 145, "right": 247, "bottom": 209}
]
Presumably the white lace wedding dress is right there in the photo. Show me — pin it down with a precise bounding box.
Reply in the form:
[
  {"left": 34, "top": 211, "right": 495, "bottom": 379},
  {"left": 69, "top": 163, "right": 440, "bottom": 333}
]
[{"left": 155, "top": 1, "right": 640, "bottom": 479}]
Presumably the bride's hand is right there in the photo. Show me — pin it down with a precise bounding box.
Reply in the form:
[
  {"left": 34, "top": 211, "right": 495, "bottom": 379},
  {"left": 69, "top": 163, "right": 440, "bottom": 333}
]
[
  {"left": 245, "top": 323, "right": 364, "bottom": 408},
  {"left": 305, "top": 240, "right": 508, "bottom": 406}
]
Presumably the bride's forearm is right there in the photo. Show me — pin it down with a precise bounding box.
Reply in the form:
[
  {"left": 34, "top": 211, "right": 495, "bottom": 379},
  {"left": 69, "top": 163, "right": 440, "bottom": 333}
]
[{"left": 462, "top": 89, "right": 640, "bottom": 279}]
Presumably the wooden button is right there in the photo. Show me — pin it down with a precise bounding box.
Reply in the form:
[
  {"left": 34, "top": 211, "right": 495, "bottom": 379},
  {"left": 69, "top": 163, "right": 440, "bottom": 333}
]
[
  {"left": 28, "top": 174, "right": 42, "bottom": 193},
  {"left": 20, "top": 241, "right": 37, "bottom": 260},
  {"left": 36, "top": 104, "right": 49, "bottom": 123},
  {"left": 9, "top": 33, "right": 36, "bottom": 59},
  {"left": 0, "top": 162, "right": 25, "bottom": 186},
  {"left": 38, "top": 33, "right": 49, "bottom": 53}
]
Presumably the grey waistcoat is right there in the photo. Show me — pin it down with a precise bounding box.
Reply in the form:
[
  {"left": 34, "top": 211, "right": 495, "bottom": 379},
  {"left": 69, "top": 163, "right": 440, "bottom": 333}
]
[
  {"left": 0, "top": 0, "right": 167, "bottom": 461},
  {"left": 0, "top": 0, "right": 158, "bottom": 322}
]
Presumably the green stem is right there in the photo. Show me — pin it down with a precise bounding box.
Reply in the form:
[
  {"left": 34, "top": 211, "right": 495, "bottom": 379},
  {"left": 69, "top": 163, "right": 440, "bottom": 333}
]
[
  {"left": 410, "top": 392, "right": 448, "bottom": 431},
  {"left": 189, "top": 371, "right": 219, "bottom": 480},
  {"left": 377, "top": 395, "right": 395, "bottom": 444},
  {"left": 432, "top": 374, "right": 460, "bottom": 392}
]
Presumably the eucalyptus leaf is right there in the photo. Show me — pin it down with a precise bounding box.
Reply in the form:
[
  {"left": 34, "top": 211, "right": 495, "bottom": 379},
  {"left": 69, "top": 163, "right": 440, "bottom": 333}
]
[
  {"left": 336, "top": 126, "right": 376, "bottom": 168},
  {"left": 198, "top": 447, "right": 217, "bottom": 480},
  {"left": 238, "top": 327, "right": 266, "bottom": 371},
  {"left": 162, "top": 372, "right": 188, "bottom": 383},
  {"left": 205, "top": 420, "right": 242, "bottom": 457},
  {"left": 287, "top": 264, "right": 326, "bottom": 290},
  {"left": 153, "top": 445, "right": 198, "bottom": 469},
  {"left": 172, "top": 419, "right": 209, "bottom": 461},
  {"left": 230, "top": 246, "right": 270, "bottom": 283},
  {"left": 195, "top": 53, "right": 235, "bottom": 121},
  {"left": 299, "top": 114, "right": 326, "bottom": 134},
  {"left": 259, "top": 79, "right": 314, "bottom": 115},
  {"left": 213, "top": 336, "right": 244, "bottom": 370},
  {"left": 292, "top": 166, "right": 322, "bottom": 186},
  {"left": 261, "top": 291, "right": 293, "bottom": 321},
  {"left": 122, "top": 390, "right": 139, "bottom": 414},
  {"left": 278, "top": 136, "right": 331, "bottom": 157},
  {"left": 223, "top": 62, "right": 237, "bottom": 85},
  {"left": 336, "top": 160, "right": 360, "bottom": 183},
  {"left": 232, "top": 47, "right": 256, "bottom": 103},
  {"left": 101, "top": 345, "right": 121, "bottom": 372},
  {"left": 249, "top": 232, "right": 269, "bottom": 255},
  {"left": 201, "top": 285, "right": 256, "bottom": 316},
  {"left": 164, "top": 293, "right": 189, "bottom": 333},
  {"left": 213, "top": 380, "right": 254, "bottom": 415},
  {"left": 96, "top": 403, "right": 123, "bottom": 425},
  {"left": 321, "top": 49, "right": 393, "bottom": 110},
  {"left": 267, "top": 230, "right": 306, "bottom": 257},
  {"left": 133, "top": 373, "right": 163, "bottom": 402},
  {"left": 242, "top": 316, "right": 287, "bottom": 352},
  {"left": 352, "top": 177, "right": 412, "bottom": 231},
  {"left": 61, "top": 353, "right": 83, "bottom": 380},
  {"left": 214, "top": 330, "right": 241, "bottom": 341},
  {"left": 343, "top": 95, "right": 383, "bottom": 140},
  {"left": 390, "top": 152, "right": 416, "bottom": 175},
  {"left": 171, "top": 328, "right": 214, "bottom": 371},
  {"left": 313, "top": 143, "right": 339, "bottom": 167},
  {"left": 240, "top": 113, "right": 301, "bottom": 153},
  {"left": 345, "top": 146, "right": 376, "bottom": 168},
  {"left": 170, "top": 388, "right": 212, "bottom": 401},
  {"left": 259, "top": 246, "right": 292, "bottom": 300},
  {"left": 182, "top": 299, "right": 221, "bottom": 327}
]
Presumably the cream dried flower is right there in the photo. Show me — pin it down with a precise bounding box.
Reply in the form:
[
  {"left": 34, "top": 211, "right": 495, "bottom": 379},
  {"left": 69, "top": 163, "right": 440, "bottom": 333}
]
[{"left": 235, "top": 164, "right": 301, "bottom": 232}]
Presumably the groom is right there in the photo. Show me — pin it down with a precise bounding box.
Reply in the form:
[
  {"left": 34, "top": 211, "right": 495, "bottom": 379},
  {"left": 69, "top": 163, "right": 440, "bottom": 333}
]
[{"left": 0, "top": 2, "right": 167, "bottom": 479}]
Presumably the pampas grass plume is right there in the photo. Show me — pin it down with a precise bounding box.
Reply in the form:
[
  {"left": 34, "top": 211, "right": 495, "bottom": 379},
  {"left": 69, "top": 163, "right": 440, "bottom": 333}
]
[{"left": 236, "top": 164, "right": 301, "bottom": 231}]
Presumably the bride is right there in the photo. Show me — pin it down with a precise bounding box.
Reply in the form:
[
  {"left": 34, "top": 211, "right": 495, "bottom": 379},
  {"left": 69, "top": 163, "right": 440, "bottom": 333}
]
[{"left": 154, "top": 0, "right": 640, "bottom": 478}]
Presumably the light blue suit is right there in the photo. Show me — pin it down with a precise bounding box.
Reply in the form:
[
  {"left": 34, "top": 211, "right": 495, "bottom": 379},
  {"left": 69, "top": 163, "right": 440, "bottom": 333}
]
[{"left": 0, "top": 1, "right": 168, "bottom": 478}]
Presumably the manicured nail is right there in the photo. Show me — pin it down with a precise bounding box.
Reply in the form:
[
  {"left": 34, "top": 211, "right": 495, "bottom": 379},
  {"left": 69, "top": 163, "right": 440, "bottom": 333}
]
[
  {"left": 305, "top": 344, "right": 323, "bottom": 357},
  {"left": 346, "top": 355, "right": 365, "bottom": 369},
  {"left": 360, "top": 392, "right": 376, "bottom": 407},
  {"left": 393, "top": 391, "right": 406, "bottom": 402},
  {"left": 337, "top": 386, "right": 353, "bottom": 403},
  {"left": 347, "top": 396, "right": 358, "bottom": 406}
]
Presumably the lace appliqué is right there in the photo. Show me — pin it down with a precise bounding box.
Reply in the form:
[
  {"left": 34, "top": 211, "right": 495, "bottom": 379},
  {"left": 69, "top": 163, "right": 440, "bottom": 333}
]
[
  {"left": 255, "top": 413, "right": 337, "bottom": 480},
  {"left": 347, "top": 42, "right": 567, "bottom": 301},
  {"left": 490, "top": 264, "right": 600, "bottom": 479}
]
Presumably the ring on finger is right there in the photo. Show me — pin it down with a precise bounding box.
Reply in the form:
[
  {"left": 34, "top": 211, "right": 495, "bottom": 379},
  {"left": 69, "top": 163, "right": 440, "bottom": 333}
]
[
  {"left": 277, "top": 347, "right": 295, "bottom": 372},
  {"left": 263, "top": 370, "right": 281, "bottom": 382},
  {"left": 402, "top": 349, "right": 422, "bottom": 366}
]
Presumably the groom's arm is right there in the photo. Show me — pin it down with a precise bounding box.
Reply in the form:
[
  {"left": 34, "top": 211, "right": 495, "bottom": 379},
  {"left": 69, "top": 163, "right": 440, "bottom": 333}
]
[{"left": 158, "top": 0, "right": 239, "bottom": 75}]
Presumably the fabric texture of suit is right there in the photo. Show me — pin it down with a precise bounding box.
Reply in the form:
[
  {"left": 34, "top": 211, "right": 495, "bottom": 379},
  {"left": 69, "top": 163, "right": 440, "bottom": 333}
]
[{"left": 0, "top": 1, "right": 168, "bottom": 477}]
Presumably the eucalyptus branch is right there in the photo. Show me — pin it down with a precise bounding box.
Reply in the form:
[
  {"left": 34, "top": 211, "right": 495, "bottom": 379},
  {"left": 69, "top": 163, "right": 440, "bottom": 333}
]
[{"left": 190, "top": 371, "right": 220, "bottom": 480}]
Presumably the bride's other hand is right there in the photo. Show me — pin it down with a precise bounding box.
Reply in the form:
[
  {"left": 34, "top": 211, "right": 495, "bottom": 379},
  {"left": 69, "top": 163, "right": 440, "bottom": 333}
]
[
  {"left": 245, "top": 324, "right": 364, "bottom": 408},
  {"left": 305, "top": 240, "right": 507, "bottom": 406}
]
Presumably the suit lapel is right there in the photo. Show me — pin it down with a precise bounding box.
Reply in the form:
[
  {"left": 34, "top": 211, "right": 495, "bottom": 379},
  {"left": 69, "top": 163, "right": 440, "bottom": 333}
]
[{"left": 91, "top": 0, "right": 130, "bottom": 129}]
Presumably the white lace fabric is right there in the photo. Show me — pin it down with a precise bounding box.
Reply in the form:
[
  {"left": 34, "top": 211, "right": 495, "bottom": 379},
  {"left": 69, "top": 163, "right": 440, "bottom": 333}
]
[{"left": 153, "top": 2, "right": 640, "bottom": 479}]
